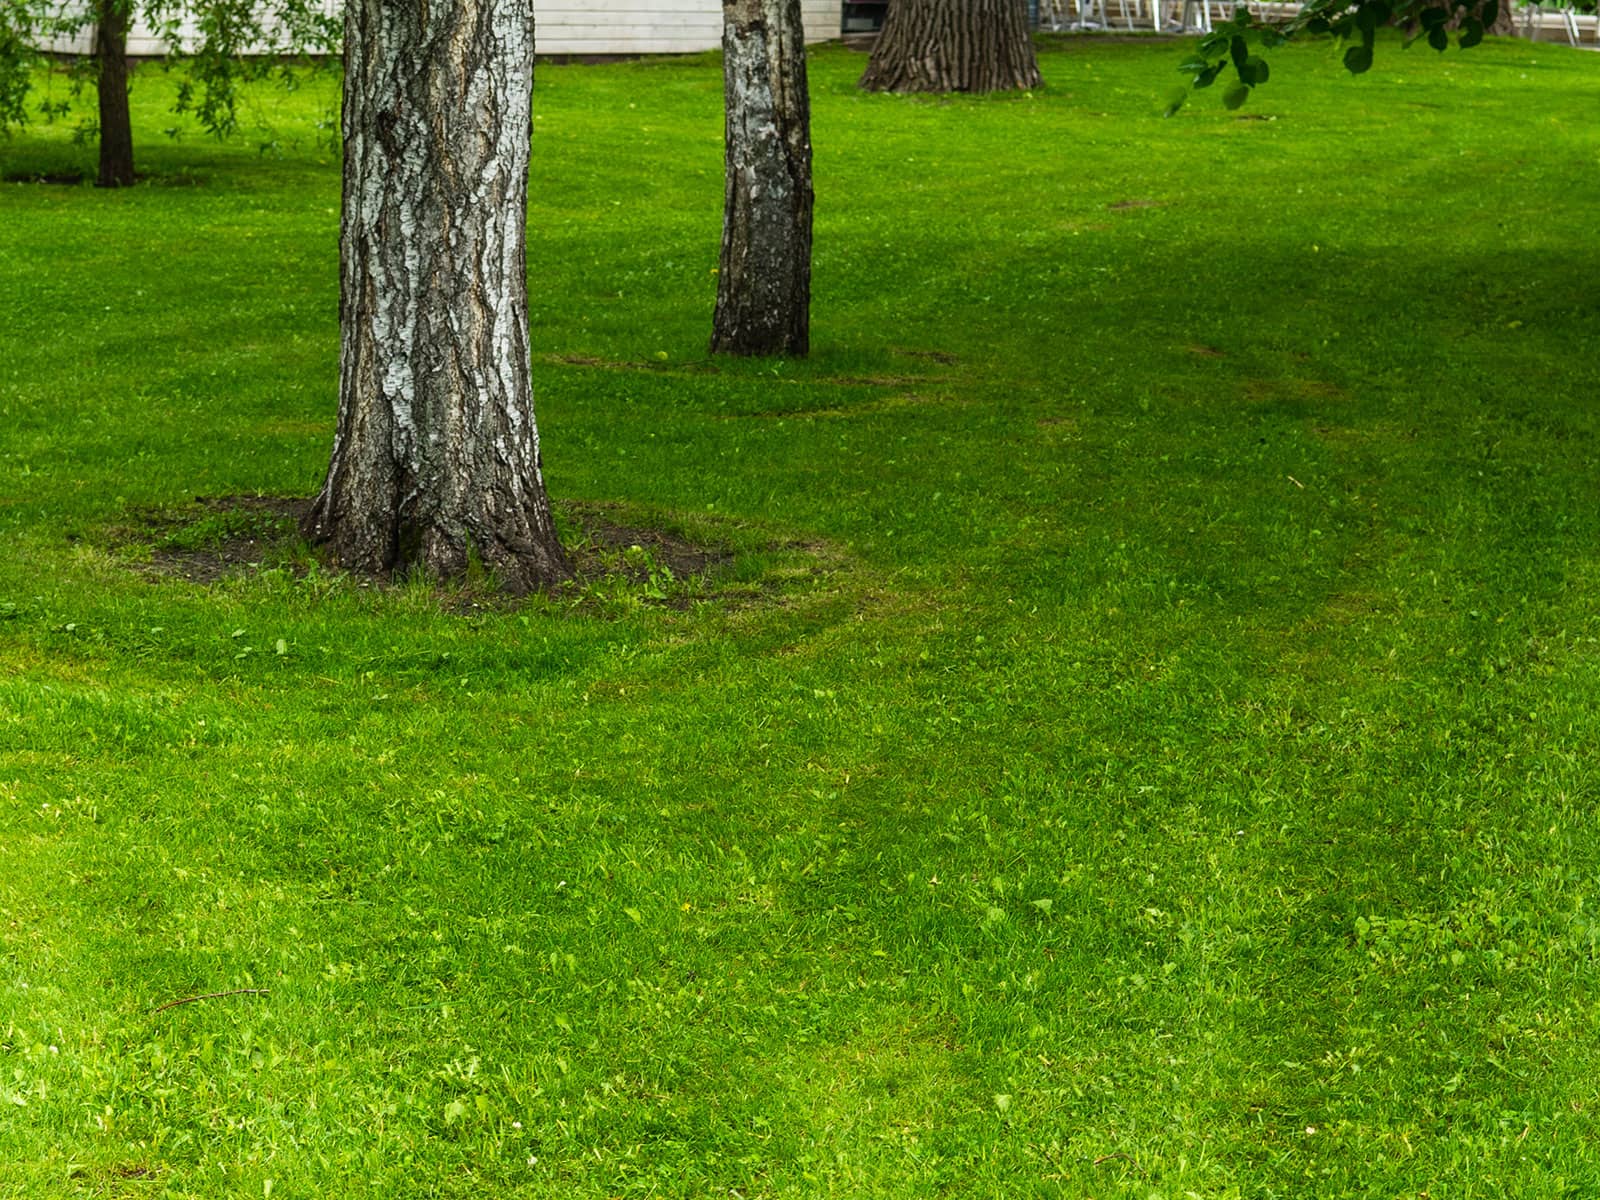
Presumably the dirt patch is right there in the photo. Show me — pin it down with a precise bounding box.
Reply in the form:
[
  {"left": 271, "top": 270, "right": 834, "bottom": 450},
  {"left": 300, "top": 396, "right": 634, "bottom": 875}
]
[
  {"left": 116, "top": 495, "right": 311, "bottom": 584},
  {"left": 3, "top": 170, "right": 86, "bottom": 185},
  {"left": 541, "top": 351, "right": 722, "bottom": 376},
  {"left": 110, "top": 494, "right": 864, "bottom": 620},
  {"left": 1243, "top": 377, "right": 1348, "bottom": 405},
  {"left": 830, "top": 374, "right": 927, "bottom": 388},
  {"left": 1108, "top": 198, "right": 1165, "bottom": 210},
  {"left": 115, "top": 495, "right": 746, "bottom": 607},
  {"left": 562, "top": 501, "right": 733, "bottom": 584},
  {"left": 721, "top": 392, "right": 937, "bottom": 422}
]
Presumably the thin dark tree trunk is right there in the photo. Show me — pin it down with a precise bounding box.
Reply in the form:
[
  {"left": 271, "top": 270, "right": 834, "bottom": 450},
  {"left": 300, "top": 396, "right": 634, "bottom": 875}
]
[
  {"left": 711, "top": 0, "right": 813, "bottom": 357},
  {"left": 304, "top": 0, "right": 570, "bottom": 593},
  {"left": 95, "top": 0, "right": 134, "bottom": 187},
  {"left": 860, "top": 0, "right": 1040, "bottom": 94}
]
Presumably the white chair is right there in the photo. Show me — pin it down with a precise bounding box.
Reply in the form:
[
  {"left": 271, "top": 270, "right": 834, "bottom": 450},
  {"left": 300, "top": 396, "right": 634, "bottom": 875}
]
[
  {"left": 1075, "top": 0, "right": 1109, "bottom": 29},
  {"left": 1561, "top": 6, "right": 1583, "bottom": 45},
  {"left": 1039, "top": 0, "right": 1072, "bottom": 30},
  {"left": 1177, "top": 0, "right": 1214, "bottom": 32}
]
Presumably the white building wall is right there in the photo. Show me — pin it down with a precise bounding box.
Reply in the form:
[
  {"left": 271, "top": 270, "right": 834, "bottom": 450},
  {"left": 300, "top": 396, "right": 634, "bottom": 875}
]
[
  {"left": 539, "top": 0, "right": 841, "bottom": 52},
  {"left": 45, "top": 2, "right": 844, "bottom": 56}
]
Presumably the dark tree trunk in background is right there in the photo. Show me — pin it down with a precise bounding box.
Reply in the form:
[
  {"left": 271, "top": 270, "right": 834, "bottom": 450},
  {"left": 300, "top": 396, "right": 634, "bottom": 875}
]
[
  {"left": 305, "top": 0, "right": 570, "bottom": 592},
  {"left": 94, "top": 0, "right": 134, "bottom": 187},
  {"left": 711, "top": 0, "right": 813, "bottom": 357},
  {"left": 1412, "top": 0, "right": 1514, "bottom": 35},
  {"left": 860, "top": 0, "right": 1040, "bottom": 94}
]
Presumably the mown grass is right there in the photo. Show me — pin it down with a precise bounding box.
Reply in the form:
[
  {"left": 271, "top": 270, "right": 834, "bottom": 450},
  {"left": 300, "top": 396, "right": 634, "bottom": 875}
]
[{"left": 3, "top": 31, "right": 1600, "bottom": 1199}]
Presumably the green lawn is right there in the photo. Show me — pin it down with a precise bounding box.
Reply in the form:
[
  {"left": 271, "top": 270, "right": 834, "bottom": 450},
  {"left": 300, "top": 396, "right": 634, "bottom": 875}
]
[{"left": 2, "top": 32, "right": 1600, "bottom": 1198}]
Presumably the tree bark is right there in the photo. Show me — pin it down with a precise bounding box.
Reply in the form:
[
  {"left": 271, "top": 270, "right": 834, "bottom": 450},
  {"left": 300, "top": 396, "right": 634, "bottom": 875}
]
[
  {"left": 94, "top": 0, "right": 134, "bottom": 187},
  {"left": 860, "top": 0, "right": 1041, "bottom": 94},
  {"left": 304, "top": 0, "right": 570, "bottom": 593},
  {"left": 711, "top": 0, "right": 813, "bottom": 357}
]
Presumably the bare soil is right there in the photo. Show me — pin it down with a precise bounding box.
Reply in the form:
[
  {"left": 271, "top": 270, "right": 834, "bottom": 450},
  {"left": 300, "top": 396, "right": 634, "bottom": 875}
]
[
  {"left": 563, "top": 500, "right": 733, "bottom": 584},
  {"left": 115, "top": 495, "right": 736, "bottom": 601}
]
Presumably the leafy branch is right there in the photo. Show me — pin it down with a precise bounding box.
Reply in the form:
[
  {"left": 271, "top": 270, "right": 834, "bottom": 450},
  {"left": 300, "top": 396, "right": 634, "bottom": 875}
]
[
  {"left": 0, "top": 0, "right": 340, "bottom": 139},
  {"left": 1166, "top": 0, "right": 1503, "bottom": 115}
]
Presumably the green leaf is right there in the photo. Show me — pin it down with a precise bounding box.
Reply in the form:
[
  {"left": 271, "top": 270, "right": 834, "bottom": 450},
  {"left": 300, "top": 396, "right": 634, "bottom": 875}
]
[
  {"left": 1230, "top": 36, "right": 1249, "bottom": 73},
  {"left": 1428, "top": 24, "right": 1449, "bottom": 50},
  {"left": 1420, "top": 8, "right": 1448, "bottom": 31},
  {"left": 1459, "top": 17, "right": 1484, "bottom": 46},
  {"left": 1356, "top": 5, "right": 1380, "bottom": 34},
  {"left": 1306, "top": 16, "right": 1331, "bottom": 32},
  {"left": 1344, "top": 43, "right": 1375, "bottom": 72},
  {"left": 1240, "top": 55, "right": 1271, "bottom": 85},
  {"left": 1163, "top": 87, "right": 1188, "bottom": 117},
  {"left": 1223, "top": 82, "right": 1252, "bottom": 110},
  {"left": 1481, "top": 0, "right": 1499, "bottom": 26},
  {"left": 1195, "top": 62, "right": 1226, "bottom": 89},
  {"left": 1178, "top": 55, "right": 1210, "bottom": 72}
]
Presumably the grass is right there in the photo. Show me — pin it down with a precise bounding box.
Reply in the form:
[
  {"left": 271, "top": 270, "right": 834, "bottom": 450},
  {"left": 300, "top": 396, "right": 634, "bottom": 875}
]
[{"left": 2, "top": 30, "right": 1600, "bottom": 1198}]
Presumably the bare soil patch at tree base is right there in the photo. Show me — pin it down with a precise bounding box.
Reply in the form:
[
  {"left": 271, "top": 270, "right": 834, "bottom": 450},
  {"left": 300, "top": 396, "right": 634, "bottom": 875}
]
[
  {"left": 109, "top": 495, "right": 785, "bottom": 609},
  {"left": 3, "top": 170, "right": 90, "bottom": 185},
  {"left": 562, "top": 500, "right": 733, "bottom": 584},
  {"left": 113, "top": 495, "right": 312, "bottom": 584}
]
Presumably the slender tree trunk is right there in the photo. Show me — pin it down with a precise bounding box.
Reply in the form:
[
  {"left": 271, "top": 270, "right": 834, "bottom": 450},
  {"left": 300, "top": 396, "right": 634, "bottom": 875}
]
[
  {"left": 860, "top": 0, "right": 1041, "bottom": 94},
  {"left": 95, "top": 0, "right": 134, "bottom": 187},
  {"left": 711, "top": 0, "right": 813, "bottom": 357},
  {"left": 304, "top": 0, "right": 570, "bottom": 593}
]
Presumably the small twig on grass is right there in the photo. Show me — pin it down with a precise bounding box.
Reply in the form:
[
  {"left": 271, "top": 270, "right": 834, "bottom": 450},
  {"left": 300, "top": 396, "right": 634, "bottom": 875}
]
[
  {"left": 1287, "top": 475, "right": 1305, "bottom": 489},
  {"left": 150, "top": 988, "right": 269, "bottom": 1015}
]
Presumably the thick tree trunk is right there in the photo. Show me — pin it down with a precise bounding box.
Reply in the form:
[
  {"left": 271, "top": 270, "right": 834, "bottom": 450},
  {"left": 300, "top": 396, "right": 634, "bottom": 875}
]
[
  {"left": 711, "top": 0, "right": 813, "bottom": 357},
  {"left": 94, "top": 0, "right": 134, "bottom": 187},
  {"left": 305, "top": 0, "right": 570, "bottom": 593},
  {"left": 860, "top": 0, "right": 1040, "bottom": 94}
]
